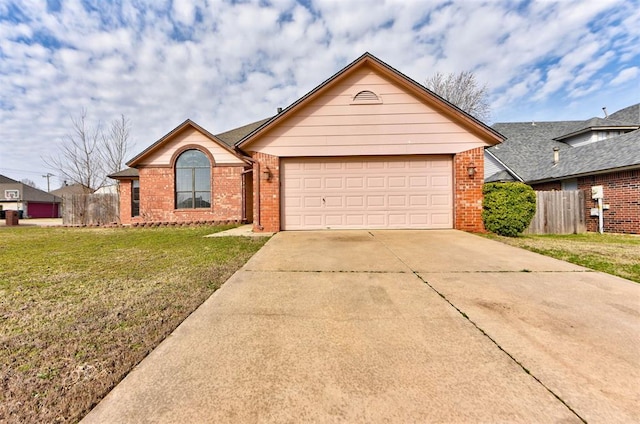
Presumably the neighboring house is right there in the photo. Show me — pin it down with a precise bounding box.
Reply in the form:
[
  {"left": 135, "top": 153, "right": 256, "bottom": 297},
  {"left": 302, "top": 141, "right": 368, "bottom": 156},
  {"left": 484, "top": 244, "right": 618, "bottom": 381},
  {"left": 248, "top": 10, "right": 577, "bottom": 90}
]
[
  {"left": 111, "top": 53, "right": 503, "bottom": 232},
  {"left": 50, "top": 183, "right": 94, "bottom": 197},
  {"left": 486, "top": 103, "right": 640, "bottom": 234},
  {"left": 0, "top": 174, "right": 62, "bottom": 218}
]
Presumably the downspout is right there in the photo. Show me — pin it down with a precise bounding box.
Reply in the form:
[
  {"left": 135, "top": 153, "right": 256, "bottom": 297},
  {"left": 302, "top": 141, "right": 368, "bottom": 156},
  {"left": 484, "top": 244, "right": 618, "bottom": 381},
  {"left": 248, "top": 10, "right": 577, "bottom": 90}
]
[{"left": 242, "top": 155, "right": 263, "bottom": 231}]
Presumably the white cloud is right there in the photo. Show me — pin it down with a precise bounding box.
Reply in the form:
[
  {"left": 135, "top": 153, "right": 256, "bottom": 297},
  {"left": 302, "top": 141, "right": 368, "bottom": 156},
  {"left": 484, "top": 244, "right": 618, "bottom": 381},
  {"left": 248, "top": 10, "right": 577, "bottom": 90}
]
[
  {"left": 0, "top": 0, "right": 638, "bottom": 184},
  {"left": 610, "top": 66, "right": 640, "bottom": 86}
]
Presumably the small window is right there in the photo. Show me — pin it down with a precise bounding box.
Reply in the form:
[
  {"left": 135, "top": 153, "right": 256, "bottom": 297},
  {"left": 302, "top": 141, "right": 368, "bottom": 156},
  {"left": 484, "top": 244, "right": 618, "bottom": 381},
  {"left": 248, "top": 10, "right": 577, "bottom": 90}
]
[
  {"left": 561, "top": 179, "right": 578, "bottom": 191},
  {"left": 351, "top": 90, "right": 382, "bottom": 104},
  {"left": 131, "top": 180, "right": 140, "bottom": 217},
  {"left": 175, "top": 149, "right": 211, "bottom": 209}
]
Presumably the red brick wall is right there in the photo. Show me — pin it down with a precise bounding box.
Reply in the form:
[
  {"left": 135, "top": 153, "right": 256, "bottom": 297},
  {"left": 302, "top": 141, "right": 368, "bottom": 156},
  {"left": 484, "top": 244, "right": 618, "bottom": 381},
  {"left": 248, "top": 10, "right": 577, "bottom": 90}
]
[
  {"left": 118, "top": 180, "right": 133, "bottom": 225},
  {"left": 454, "top": 147, "right": 486, "bottom": 232},
  {"left": 122, "top": 165, "right": 244, "bottom": 224},
  {"left": 578, "top": 171, "right": 640, "bottom": 234},
  {"left": 531, "top": 171, "right": 639, "bottom": 234},
  {"left": 251, "top": 152, "right": 280, "bottom": 232}
]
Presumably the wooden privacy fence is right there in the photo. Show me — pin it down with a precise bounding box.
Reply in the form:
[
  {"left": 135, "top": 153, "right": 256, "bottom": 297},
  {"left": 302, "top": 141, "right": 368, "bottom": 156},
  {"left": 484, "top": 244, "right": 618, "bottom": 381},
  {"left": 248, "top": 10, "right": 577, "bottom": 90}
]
[
  {"left": 525, "top": 190, "right": 586, "bottom": 235},
  {"left": 62, "top": 193, "right": 119, "bottom": 226}
]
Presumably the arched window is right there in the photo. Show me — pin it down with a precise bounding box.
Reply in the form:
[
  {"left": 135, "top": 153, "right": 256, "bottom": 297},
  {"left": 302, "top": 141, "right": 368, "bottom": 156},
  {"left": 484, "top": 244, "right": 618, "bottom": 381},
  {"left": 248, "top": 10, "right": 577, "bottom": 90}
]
[{"left": 175, "top": 149, "right": 211, "bottom": 209}]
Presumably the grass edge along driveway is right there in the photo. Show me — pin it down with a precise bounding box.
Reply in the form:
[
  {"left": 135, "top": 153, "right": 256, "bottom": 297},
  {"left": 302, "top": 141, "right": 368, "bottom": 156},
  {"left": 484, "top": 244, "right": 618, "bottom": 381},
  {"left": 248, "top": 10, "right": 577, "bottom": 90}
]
[
  {"left": 0, "top": 225, "right": 268, "bottom": 424},
  {"left": 486, "top": 232, "right": 640, "bottom": 283}
]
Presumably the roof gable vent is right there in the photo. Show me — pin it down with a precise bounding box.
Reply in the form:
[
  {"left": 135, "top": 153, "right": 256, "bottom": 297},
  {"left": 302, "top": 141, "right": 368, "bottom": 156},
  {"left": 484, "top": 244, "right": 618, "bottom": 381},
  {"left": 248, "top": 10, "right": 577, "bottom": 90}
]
[{"left": 351, "top": 90, "right": 382, "bottom": 104}]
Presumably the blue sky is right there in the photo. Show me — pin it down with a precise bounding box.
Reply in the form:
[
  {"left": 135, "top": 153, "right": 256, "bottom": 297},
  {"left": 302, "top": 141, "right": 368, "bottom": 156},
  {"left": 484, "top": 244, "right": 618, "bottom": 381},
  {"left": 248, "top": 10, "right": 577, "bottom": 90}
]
[{"left": 1, "top": 0, "right": 639, "bottom": 188}]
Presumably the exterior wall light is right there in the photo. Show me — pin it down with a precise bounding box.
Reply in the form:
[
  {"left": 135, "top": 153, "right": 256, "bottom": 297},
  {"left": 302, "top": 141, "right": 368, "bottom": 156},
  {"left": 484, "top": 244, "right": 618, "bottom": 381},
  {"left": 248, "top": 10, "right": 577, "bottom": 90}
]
[
  {"left": 467, "top": 163, "right": 477, "bottom": 177},
  {"left": 262, "top": 167, "right": 272, "bottom": 182}
]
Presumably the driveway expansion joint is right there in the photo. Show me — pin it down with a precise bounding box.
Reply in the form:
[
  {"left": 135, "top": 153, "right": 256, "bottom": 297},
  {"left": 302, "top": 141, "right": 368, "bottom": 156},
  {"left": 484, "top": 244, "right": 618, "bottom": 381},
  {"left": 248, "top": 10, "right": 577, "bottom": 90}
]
[
  {"left": 415, "top": 272, "right": 588, "bottom": 424},
  {"left": 369, "top": 231, "right": 588, "bottom": 424}
]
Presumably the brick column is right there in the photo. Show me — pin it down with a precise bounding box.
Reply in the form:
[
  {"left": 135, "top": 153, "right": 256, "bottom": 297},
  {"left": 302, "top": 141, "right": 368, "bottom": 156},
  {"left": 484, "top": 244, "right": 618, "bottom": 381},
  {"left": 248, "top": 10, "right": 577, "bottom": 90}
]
[
  {"left": 454, "top": 147, "right": 485, "bottom": 232},
  {"left": 252, "top": 152, "right": 280, "bottom": 232},
  {"left": 118, "top": 180, "right": 132, "bottom": 225}
]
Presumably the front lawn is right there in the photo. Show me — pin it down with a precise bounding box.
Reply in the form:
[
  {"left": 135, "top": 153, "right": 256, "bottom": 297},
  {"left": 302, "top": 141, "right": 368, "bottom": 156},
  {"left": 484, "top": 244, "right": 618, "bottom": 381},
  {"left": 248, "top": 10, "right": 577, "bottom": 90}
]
[
  {"left": 487, "top": 232, "right": 640, "bottom": 283},
  {"left": 0, "top": 225, "right": 268, "bottom": 423}
]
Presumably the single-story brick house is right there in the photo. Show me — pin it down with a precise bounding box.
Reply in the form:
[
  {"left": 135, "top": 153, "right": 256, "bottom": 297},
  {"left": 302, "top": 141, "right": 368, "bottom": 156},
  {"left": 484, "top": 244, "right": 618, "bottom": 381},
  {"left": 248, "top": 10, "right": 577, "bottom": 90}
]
[
  {"left": 486, "top": 103, "right": 640, "bottom": 234},
  {"left": 111, "top": 53, "right": 504, "bottom": 232}
]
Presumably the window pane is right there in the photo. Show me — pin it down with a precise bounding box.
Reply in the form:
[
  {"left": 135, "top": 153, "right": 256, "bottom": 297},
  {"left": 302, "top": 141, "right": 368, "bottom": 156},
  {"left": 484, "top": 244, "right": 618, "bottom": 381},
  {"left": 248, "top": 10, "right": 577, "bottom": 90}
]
[
  {"left": 176, "top": 168, "right": 192, "bottom": 191},
  {"left": 176, "top": 150, "right": 209, "bottom": 168},
  {"left": 176, "top": 192, "right": 192, "bottom": 209},
  {"left": 131, "top": 180, "right": 140, "bottom": 217},
  {"left": 194, "top": 168, "right": 210, "bottom": 191},
  {"left": 194, "top": 192, "right": 211, "bottom": 208}
]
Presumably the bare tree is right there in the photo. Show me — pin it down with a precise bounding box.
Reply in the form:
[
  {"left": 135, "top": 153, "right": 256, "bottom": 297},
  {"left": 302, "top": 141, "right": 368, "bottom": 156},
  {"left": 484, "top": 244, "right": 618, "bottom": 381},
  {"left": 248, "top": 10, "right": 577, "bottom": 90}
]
[
  {"left": 425, "top": 71, "right": 491, "bottom": 122},
  {"left": 20, "top": 178, "right": 38, "bottom": 188},
  {"left": 101, "top": 114, "right": 132, "bottom": 176},
  {"left": 44, "top": 110, "right": 132, "bottom": 192}
]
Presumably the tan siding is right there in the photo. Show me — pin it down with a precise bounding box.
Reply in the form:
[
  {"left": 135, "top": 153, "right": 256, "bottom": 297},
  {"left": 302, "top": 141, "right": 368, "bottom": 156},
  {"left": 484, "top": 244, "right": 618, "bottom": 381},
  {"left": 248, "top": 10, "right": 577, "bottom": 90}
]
[
  {"left": 250, "top": 66, "right": 488, "bottom": 156},
  {"left": 140, "top": 127, "right": 244, "bottom": 166}
]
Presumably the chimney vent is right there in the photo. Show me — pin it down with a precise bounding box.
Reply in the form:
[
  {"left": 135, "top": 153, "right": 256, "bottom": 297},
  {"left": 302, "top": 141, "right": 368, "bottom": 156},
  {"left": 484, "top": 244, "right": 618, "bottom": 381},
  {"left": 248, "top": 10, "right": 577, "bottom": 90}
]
[
  {"left": 553, "top": 147, "right": 560, "bottom": 165},
  {"left": 277, "top": 107, "right": 283, "bottom": 114},
  {"left": 602, "top": 107, "right": 608, "bottom": 118}
]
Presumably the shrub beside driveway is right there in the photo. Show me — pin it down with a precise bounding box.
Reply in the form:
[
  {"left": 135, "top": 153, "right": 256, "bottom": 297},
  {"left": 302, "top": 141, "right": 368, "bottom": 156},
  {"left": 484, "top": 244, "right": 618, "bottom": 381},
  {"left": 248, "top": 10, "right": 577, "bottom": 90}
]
[
  {"left": 487, "top": 233, "right": 640, "bottom": 283},
  {"left": 0, "top": 225, "right": 267, "bottom": 423}
]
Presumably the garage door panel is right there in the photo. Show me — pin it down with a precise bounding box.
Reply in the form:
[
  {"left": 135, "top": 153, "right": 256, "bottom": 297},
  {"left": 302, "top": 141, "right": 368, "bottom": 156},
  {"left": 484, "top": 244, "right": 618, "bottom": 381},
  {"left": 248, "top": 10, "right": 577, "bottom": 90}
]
[{"left": 282, "top": 156, "right": 452, "bottom": 230}]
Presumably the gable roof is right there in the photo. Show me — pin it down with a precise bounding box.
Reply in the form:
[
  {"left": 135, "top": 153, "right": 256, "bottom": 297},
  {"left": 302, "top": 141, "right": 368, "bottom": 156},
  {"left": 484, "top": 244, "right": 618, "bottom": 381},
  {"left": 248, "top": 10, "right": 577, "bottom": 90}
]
[
  {"left": 237, "top": 52, "right": 504, "bottom": 150},
  {"left": 127, "top": 119, "right": 247, "bottom": 168},
  {"left": 0, "top": 174, "right": 62, "bottom": 202}
]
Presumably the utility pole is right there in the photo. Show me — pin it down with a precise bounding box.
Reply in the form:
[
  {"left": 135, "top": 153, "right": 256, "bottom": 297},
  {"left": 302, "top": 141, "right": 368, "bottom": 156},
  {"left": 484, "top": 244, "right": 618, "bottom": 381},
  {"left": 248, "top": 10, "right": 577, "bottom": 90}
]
[{"left": 42, "top": 173, "right": 54, "bottom": 192}]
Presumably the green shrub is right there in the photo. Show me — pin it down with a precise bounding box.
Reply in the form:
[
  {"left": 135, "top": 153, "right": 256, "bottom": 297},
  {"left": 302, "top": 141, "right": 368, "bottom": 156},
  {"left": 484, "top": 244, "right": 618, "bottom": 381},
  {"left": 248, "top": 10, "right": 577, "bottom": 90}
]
[{"left": 482, "top": 182, "right": 536, "bottom": 237}]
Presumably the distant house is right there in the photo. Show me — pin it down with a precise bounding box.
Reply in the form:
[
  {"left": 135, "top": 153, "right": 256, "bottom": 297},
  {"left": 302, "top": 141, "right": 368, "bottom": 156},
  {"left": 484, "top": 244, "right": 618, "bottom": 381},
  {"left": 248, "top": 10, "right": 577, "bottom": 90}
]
[
  {"left": 486, "top": 104, "right": 640, "bottom": 234},
  {"left": 50, "top": 183, "right": 94, "bottom": 197},
  {"left": 0, "top": 175, "right": 62, "bottom": 218},
  {"left": 110, "top": 52, "right": 504, "bottom": 232}
]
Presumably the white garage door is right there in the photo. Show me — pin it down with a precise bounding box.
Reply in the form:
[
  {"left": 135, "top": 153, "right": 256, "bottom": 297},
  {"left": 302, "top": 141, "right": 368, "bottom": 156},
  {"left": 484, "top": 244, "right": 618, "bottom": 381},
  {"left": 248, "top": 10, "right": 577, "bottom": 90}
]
[{"left": 281, "top": 156, "right": 453, "bottom": 230}]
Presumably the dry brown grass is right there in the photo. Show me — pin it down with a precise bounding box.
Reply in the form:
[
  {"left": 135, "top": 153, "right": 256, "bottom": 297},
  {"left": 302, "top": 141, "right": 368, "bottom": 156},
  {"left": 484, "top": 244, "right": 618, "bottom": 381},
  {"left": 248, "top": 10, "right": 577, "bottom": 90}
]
[{"left": 0, "top": 225, "right": 267, "bottom": 423}]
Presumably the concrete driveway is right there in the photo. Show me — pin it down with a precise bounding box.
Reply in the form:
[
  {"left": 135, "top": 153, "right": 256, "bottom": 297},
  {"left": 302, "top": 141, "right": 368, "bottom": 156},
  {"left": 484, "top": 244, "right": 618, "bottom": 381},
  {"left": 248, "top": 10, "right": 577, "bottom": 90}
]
[{"left": 82, "top": 230, "right": 640, "bottom": 423}]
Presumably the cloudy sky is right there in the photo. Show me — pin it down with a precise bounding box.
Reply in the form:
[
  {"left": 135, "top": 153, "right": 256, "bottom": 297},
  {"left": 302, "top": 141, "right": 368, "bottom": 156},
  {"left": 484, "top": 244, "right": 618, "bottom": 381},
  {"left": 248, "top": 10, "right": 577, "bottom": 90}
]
[{"left": 1, "top": 0, "right": 639, "bottom": 188}]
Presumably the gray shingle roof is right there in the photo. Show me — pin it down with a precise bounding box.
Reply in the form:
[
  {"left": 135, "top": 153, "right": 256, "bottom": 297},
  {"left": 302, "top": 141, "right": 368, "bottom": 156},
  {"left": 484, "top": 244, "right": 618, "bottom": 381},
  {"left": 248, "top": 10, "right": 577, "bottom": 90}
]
[
  {"left": 489, "top": 103, "right": 640, "bottom": 183},
  {"left": 215, "top": 117, "right": 273, "bottom": 148},
  {"left": 489, "top": 121, "right": 578, "bottom": 181},
  {"left": 554, "top": 116, "right": 639, "bottom": 140},
  {"left": 608, "top": 104, "right": 640, "bottom": 124},
  {"left": 108, "top": 168, "right": 139, "bottom": 179},
  {"left": 540, "top": 129, "right": 640, "bottom": 180}
]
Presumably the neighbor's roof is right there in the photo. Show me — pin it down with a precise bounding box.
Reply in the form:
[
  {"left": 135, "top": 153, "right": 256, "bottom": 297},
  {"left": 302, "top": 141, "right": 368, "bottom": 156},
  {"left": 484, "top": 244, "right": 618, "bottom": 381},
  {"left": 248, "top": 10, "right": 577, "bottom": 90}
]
[
  {"left": 554, "top": 116, "right": 639, "bottom": 141},
  {"left": 537, "top": 129, "right": 640, "bottom": 181},
  {"left": 50, "top": 183, "right": 93, "bottom": 196},
  {"left": 0, "top": 174, "right": 62, "bottom": 202},
  {"left": 237, "top": 52, "right": 504, "bottom": 149},
  {"left": 608, "top": 103, "right": 640, "bottom": 124},
  {"left": 489, "top": 121, "right": 579, "bottom": 181},
  {"left": 489, "top": 104, "right": 640, "bottom": 183}
]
